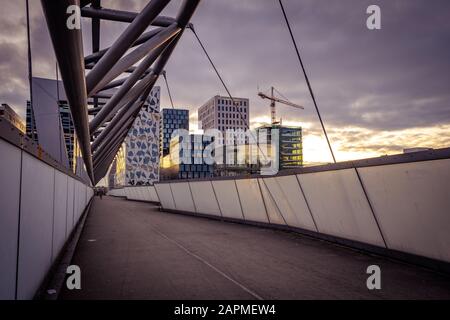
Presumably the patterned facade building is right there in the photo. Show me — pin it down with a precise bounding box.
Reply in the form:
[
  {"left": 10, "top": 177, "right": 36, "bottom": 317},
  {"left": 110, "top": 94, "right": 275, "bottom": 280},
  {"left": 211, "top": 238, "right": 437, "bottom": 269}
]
[{"left": 124, "top": 86, "right": 161, "bottom": 185}]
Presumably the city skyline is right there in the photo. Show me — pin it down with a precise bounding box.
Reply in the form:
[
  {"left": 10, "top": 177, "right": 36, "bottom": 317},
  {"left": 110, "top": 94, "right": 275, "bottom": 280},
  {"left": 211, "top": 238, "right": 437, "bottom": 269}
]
[{"left": 0, "top": 0, "right": 449, "bottom": 163}]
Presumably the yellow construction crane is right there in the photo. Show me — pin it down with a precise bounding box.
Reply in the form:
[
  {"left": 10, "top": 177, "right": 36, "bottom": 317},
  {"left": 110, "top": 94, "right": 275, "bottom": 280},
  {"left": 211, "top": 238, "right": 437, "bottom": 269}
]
[{"left": 258, "top": 86, "right": 304, "bottom": 125}]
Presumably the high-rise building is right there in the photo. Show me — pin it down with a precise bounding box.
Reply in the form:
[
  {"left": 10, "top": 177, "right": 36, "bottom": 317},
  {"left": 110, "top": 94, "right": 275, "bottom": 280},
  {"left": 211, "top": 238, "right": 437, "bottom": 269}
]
[
  {"left": 198, "top": 96, "right": 251, "bottom": 176},
  {"left": 25, "top": 77, "right": 76, "bottom": 171},
  {"left": 160, "top": 134, "right": 214, "bottom": 180},
  {"left": 160, "top": 108, "right": 189, "bottom": 156},
  {"left": 26, "top": 96, "right": 76, "bottom": 169},
  {"left": 124, "top": 86, "right": 161, "bottom": 185},
  {"left": 256, "top": 124, "right": 303, "bottom": 171},
  {"left": 198, "top": 95, "right": 249, "bottom": 140},
  {"left": 0, "top": 103, "right": 26, "bottom": 133}
]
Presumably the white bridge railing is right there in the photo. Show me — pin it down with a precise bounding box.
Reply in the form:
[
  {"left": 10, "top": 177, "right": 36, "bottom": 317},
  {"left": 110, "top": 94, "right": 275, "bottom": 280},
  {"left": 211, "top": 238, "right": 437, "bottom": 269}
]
[
  {"left": 111, "top": 148, "right": 450, "bottom": 270},
  {"left": 0, "top": 120, "right": 94, "bottom": 300}
]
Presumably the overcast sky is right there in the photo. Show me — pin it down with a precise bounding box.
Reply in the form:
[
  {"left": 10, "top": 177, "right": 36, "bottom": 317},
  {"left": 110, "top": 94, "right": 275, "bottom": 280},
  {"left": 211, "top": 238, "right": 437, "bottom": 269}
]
[{"left": 1, "top": 0, "right": 449, "bottom": 163}]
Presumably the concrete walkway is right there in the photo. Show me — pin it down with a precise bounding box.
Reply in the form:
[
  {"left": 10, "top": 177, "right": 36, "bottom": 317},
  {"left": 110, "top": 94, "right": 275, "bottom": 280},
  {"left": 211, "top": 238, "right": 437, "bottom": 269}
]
[{"left": 60, "top": 196, "right": 450, "bottom": 300}]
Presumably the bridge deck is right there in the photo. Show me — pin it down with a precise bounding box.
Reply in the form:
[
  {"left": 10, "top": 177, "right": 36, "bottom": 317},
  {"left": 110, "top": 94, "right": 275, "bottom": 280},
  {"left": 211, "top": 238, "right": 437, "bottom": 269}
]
[{"left": 60, "top": 196, "right": 450, "bottom": 300}]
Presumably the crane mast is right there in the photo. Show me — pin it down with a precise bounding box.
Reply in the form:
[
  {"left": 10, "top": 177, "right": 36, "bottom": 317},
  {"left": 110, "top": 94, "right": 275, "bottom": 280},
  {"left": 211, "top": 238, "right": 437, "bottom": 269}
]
[{"left": 270, "top": 86, "right": 276, "bottom": 125}]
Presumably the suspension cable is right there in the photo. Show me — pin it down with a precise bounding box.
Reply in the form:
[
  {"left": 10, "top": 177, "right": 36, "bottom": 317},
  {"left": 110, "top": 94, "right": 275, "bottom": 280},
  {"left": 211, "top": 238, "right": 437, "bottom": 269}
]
[
  {"left": 191, "top": 28, "right": 269, "bottom": 163},
  {"left": 278, "top": 0, "right": 336, "bottom": 163},
  {"left": 162, "top": 71, "right": 175, "bottom": 109}
]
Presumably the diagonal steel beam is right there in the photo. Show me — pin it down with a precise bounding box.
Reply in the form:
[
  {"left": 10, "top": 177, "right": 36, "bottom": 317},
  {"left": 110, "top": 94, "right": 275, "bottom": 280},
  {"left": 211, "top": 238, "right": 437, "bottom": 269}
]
[
  {"left": 81, "top": 6, "right": 176, "bottom": 26},
  {"left": 91, "top": 74, "right": 158, "bottom": 153},
  {"left": 86, "top": 0, "right": 171, "bottom": 95},
  {"left": 97, "top": 71, "right": 151, "bottom": 92},
  {"left": 93, "top": 0, "right": 201, "bottom": 183},
  {"left": 84, "top": 27, "right": 163, "bottom": 65},
  {"left": 41, "top": 0, "right": 94, "bottom": 182},
  {"left": 93, "top": 78, "right": 155, "bottom": 165},
  {"left": 89, "top": 23, "right": 180, "bottom": 96},
  {"left": 89, "top": 28, "right": 178, "bottom": 132},
  {"left": 93, "top": 83, "right": 156, "bottom": 183},
  {"left": 94, "top": 117, "right": 134, "bottom": 167}
]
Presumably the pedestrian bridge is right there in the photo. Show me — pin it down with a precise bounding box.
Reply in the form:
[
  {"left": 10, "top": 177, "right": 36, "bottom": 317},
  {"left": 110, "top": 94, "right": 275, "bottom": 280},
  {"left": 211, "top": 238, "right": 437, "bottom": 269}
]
[{"left": 1, "top": 118, "right": 450, "bottom": 299}]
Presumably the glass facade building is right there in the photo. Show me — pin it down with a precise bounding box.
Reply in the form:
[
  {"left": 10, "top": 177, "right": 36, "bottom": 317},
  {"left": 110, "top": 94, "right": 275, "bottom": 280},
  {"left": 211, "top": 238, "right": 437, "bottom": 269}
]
[
  {"left": 161, "top": 134, "right": 214, "bottom": 180},
  {"left": 257, "top": 124, "right": 303, "bottom": 170},
  {"left": 160, "top": 108, "right": 189, "bottom": 156}
]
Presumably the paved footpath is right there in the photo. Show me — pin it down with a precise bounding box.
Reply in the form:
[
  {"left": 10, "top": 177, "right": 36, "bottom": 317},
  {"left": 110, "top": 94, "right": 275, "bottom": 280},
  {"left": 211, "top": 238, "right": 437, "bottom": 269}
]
[{"left": 60, "top": 196, "right": 450, "bottom": 300}]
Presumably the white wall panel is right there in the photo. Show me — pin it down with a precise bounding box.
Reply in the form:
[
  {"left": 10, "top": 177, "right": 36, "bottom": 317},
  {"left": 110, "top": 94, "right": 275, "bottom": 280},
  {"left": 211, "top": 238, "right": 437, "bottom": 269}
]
[
  {"left": 258, "top": 178, "right": 286, "bottom": 225},
  {"left": 52, "top": 171, "right": 68, "bottom": 261},
  {"left": 137, "top": 187, "right": 145, "bottom": 201},
  {"left": 264, "top": 176, "right": 317, "bottom": 231},
  {"left": 299, "top": 169, "right": 385, "bottom": 247},
  {"left": 17, "top": 153, "right": 55, "bottom": 300},
  {"left": 76, "top": 181, "right": 82, "bottom": 222},
  {"left": 212, "top": 180, "right": 244, "bottom": 220},
  {"left": 128, "top": 187, "right": 136, "bottom": 200},
  {"left": 125, "top": 187, "right": 132, "bottom": 200},
  {"left": 235, "top": 179, "right": 269, "bottom": 223},
  {"left": 148, "top": 186, "right": 159, "bottom": 202},
  {"left": 189, "top": 181, "right": 221, "bottom": 216},
  {"left": 359, "top": 159, "right": 450, "bottom": 262},
  {"left": 66, "top": 178, "right": 74, "bottom": 237},
  {"left": 79, "top": 182, "right": 84, "bottom": 219},
  {"left": 74, "top": 182, "right": 79, "bottom": 223},
  {"left": 155, "top": 183, "right": 175, "bottom": 210},
  {"left": 84, "top": 185, "right": 87, "bottom": 207},
  {"left": 125, "top": 187, "right": 133, "bottom": 199},
  {"left": 0, "top": 140, "right": 21, "bottom": 299},
  {"left": 134, "top": 187, "right": 141, "bottom": 200},
  {"left": 142, "top": 187, "right": 151, "bottom": 201},
  {"left": 170, "top": 182, "right": 195, "bottom": 212},
  {"left": 73, "top": 180, "right": 79, "bottom": 225},
  {"left": 134, "top": 187, "right": 142, "bottom": 200}
]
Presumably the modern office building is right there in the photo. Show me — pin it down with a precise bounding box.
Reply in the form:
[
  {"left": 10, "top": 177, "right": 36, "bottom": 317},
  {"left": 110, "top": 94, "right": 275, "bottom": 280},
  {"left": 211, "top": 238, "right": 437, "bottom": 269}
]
[
  {"left": 198, "top": 95, "right": 249, "bottom": 142},
  {"left": 123, "top": 86, "right": 161, "bottom": 185},
  {"left": 160, "top": 108, "right": 189, "bottom": 156},
  {"left": 160, "top": 134, "right": 214, "bottom": 180},
  {"left": 0, "top": 103, "right": 26, "bottom": 133},
  {"left": 257, "top": 124, "right": 303, "bottom": 171},
  {"left": 26, "top": 90, "right": 77, "bottom": 169},
  {"left": 25, "top": 77, "right": 78, "bottom": 172},
  {"left": 197, "top": 95, "right": 250, "bottom": 177}
]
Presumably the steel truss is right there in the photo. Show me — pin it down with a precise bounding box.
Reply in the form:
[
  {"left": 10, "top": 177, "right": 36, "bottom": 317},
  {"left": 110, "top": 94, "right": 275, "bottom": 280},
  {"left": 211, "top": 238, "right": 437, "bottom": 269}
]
[{"left": 41, "top": 0, "right": 200, "bottom": 184}]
